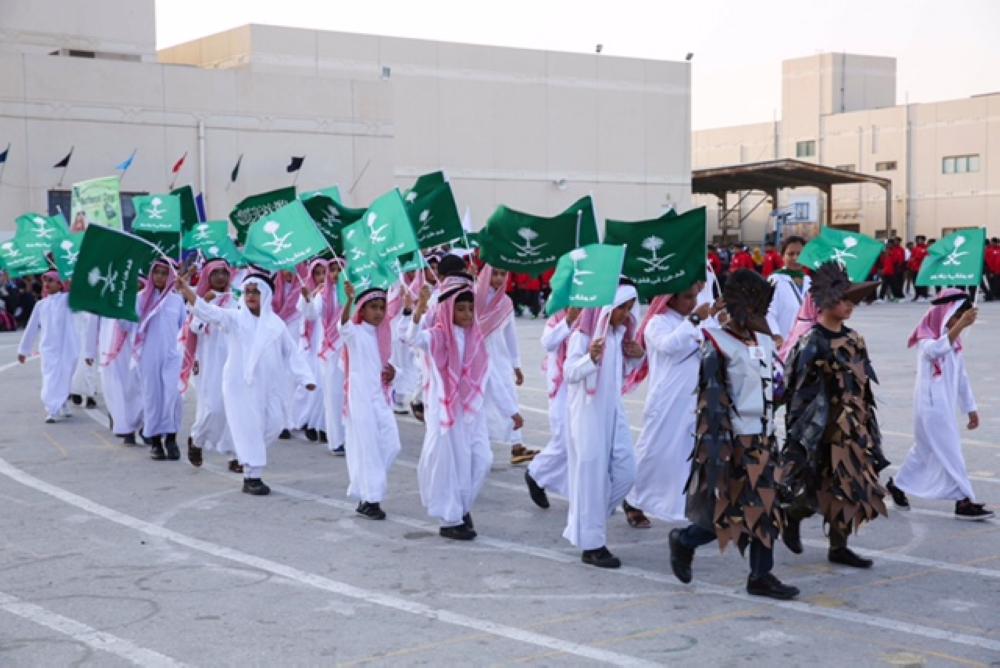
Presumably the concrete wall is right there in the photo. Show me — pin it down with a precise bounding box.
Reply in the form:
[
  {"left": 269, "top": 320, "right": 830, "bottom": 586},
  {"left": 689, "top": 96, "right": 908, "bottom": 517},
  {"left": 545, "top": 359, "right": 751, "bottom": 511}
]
[
  {"left": 0, "top": 0, "right": 156, "bottom": 59},
  {"left": 160, "top": 25, "right": 692, "bottom": 228}
]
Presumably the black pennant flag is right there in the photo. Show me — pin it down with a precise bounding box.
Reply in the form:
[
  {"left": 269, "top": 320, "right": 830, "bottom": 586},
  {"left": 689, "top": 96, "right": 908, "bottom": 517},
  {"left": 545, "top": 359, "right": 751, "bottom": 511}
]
[
  {"left": 230, "top": 154, "right": 243, "bottom": 183},
  {"left": 53, "top": 146, "right": 74, "bottom": 169},
  {"left": 286, "top": 155, "right": 305, "bottom": 173}
]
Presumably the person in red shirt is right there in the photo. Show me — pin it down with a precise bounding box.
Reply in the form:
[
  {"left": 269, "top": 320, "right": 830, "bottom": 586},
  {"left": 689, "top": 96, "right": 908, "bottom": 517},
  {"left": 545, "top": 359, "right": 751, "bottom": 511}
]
[
  {"left": 513, "top": 272, "right": 542, "bottom": 318},
  {"left": 729, "top": 245, "right": 756, "bottom": 273},
  {"left": 908, "top": 236, "right": 930, "bottom": 301},
  {"left": 761, "top": 242, "right": 784, "bottom": 278},
  {"left": 707, "top": 245, "right": 724, "bottom": 277},
  {"left": 985, "top": 237, "right": 1000, "bottom": 302},
  {"left": 889, "top": 237, "right": 907, "bottom": 300}
]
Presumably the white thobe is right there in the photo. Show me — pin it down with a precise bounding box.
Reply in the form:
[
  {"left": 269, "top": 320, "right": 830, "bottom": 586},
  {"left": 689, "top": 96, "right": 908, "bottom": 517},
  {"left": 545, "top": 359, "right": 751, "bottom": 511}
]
[
  {"left": 296, "top": 295, "right": 326, "bottom": 431},
  {"left": 91, "top": 318, "right": 143, "bottom": 435},
  {"left": 391, "top": 313, "right": 420, "bottom": 407},
  {"left": 563, "top": 326, "right": 639, "bottom": 550},
  {"left": 17, "top": 293, "right": 79, "bottom": 417},
  {"left": 193, "top": 298, "right": 314, "bottom": 469},
  {"left": 70, "top": 312, "right": 98, "bottom": 399},
  {"left": 189, "top": 298, "right": 235, "bottom": 454},
  {"left": 766, "top": 273, "right": 811, "bottom": 341},
  {"left": 341, "top": 320, "right": 401, "bottom": 503},
  {"left": 896, "top": 336, "right": 978, "bottom": 501},
  {"left": 526, "top": 318, "right": 572, "bottom": 496},
  {"left": 625, "top": 311, "right": 702, "bottom": 521},
  {"left": 407, "top": 323, "right": 493, "bottom": 527},
  {"left": 281, "top": 310, "right": 305, "bottom": 430},
  {"left": 484, "top": 314, "right": 522, "bottom": 446},
  {"left": 135, "top": 292, "right": 186, "bottom": 439}
]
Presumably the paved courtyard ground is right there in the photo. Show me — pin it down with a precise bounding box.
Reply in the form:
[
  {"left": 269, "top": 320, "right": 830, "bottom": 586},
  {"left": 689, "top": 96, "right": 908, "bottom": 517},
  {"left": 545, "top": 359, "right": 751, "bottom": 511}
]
[{"left": 1, "top": 301, "right": 999, "bottom": 666}]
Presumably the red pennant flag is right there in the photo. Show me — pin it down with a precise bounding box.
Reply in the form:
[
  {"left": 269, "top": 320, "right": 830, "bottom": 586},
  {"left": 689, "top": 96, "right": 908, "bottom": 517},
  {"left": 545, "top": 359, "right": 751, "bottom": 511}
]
[{"left": 171, "top": 151, "right": 188, "bottom": 175}]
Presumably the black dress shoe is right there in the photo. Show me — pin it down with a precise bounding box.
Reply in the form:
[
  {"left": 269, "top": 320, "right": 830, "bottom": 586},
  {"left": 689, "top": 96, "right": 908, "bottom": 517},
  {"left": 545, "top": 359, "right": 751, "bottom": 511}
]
[
  {"left": 747, "top": 573, "right": 799, "bottom": 600},
  {"left": 305, "top": 428, "right": 318, "bottom": 442},
  {"left": 278, "top": 429, "right": 292, "bottom": 440},
  {"left": 439, "top": 524, "right": 476, "bottom": 541},
  {"left": 410, "top": 400, "right": 425, "bottom": 423},
  {"left": 782, "top": 517, "right": 803, "bottom": 554},
  {"left": 828, "top": 547, "right": 873, "bottom": 568},
  {"left": 524, "top": 470, "right": 550, "bottom": 509},
  {"left": 356, "top": 501, "right": 387, "bottom": 520},
  {"left": 462, "top": 513, "right": 474, "bottom": 531},
  {"left": 164, "top": 434, "right": 180, "bottom": 461},
  {"left": 85, "top": 397, "right": 97, "bottom": 409},
  {"left": 318, "top": 430, "right": 328, "bottom": 444},
  {"left": 886, "top": 477, "right": 910, "bottom": 510},
  {"left": 668, "top": 529, "right": 694, "bottom": 583},
  {"left": 149, "top": 437, "right": 166, "bottom": 461},
  {"left": 242, "top": 478, "right": 271, "bottom": 496},
  {"left": 70, "top": 394, "right": 82, "bottom": 405},
  {"left": 187, "top": 436, "right": 203, "bottom": 467},
  {"left": 228, "top": 459, "right": 244, "bottom": 474},
  {"left": 581, "top": 546, "right": 621, "bottom": 569}
]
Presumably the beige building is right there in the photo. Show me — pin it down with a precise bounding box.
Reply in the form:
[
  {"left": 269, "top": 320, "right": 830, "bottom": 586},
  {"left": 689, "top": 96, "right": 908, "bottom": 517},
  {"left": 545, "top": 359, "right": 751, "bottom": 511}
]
[
  {"left": 0, "top": 0, "right": 691, "bottom": 234},
  {"left": 693, "top": 53, "right": 1000, "bottom": 243}
]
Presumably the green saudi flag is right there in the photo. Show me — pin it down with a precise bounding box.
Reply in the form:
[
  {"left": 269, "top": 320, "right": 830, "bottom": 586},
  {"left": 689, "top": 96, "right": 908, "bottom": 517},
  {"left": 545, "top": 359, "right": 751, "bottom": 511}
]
[
  {"left": 0, "top": 237, "right": 50, "bottom": 278},
  {"left": 546, "top": 244, "right": 626, "bottom": 315},
  {"left": 479, "top": 201, "right": 600, "bottom": 277},
  {"left": 182, "top": 221, "right": 244, "bottom": 265},
  {"left": 242, "top": 200, "right": 327, "bottom": 271},
  {"left": 916, "top": 228, "right": 986, "bottom": 287},
  {"left": 342, "top": 221, "right": 398, "bottom": 292},
  {"left": 15, "top": 213, "right": 70, "bottom": 252},
  {"left": 360, "top": 189, "right": 420, "bottom": 262},
  {"left": 132, "top": 194, "right": 182, "bottom": 262},
  {"left": 405, "top": 181, "right": 464, "bottom": 249},
  {"left": 53, "top": 232, "right": 85, "bottom": 279},
  {"left": 301, "top": 186, "right": 353, "bottom": 255},
  {"left": 229, "top": 187, "right": 297, "bottom": 245},
  {"left": 798, "top": 227, "right": 883, "bottom": 282},
  {"left": 171, "top": 185, "right": 200, "bottom": 232},
  {"left": 402, "top": 171, "right": 447, "bottom": 204},
  {"left": 68, "top": 225, "right": 160, "bottom": 321},
  {"left": 604, "top": 207, "right": 707, "bottom": 302},
  {"left": 71, "top": 176, "right": 123, "bottom": 231}
]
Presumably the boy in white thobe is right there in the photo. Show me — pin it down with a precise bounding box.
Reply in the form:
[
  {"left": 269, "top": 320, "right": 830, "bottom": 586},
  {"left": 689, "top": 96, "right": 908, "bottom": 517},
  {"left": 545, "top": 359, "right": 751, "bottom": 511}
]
[
  {"left": 407, "top": 278, "right": 510, "bottom": 540},
  {"left": 318, "top": 263, "right": 346, "bottom": 454},
  {"left": 339, "top": 284, "right": 401, "bottom": 520},
  {"left": 524, "top": 307, "right": 581, "bottom": 508},
  {"left": 17, "top": 272, "right": 79, "bottom": 422},
  {"left": 133, "top": 261, "right": 186, "bottom": 461},
  {"left": 90, "top": 316, "right": 142, "bottom": 444},
  {"left": 624, "top": 286, "right": 711, "bottom": 526},
  {"left": 563, "top": 284, "right": 644, "bottom": 568},
  {"left": 182, "top": 260, "right": 238, "bottom": 471},
  {"left": 178, "top": 272, "right": 316, "bottom": 495},
  {"left": 296, "top": 260, "right": 328, "bottom": 442},
  {"left": 888, "top": 290, "right": 993, "bottom": 519}
]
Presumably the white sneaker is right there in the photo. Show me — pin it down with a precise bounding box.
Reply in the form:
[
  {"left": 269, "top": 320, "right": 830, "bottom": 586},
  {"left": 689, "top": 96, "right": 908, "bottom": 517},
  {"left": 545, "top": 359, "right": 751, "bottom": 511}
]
[{"left": 45, "top": 414, "right": 59, "bottom": 423}]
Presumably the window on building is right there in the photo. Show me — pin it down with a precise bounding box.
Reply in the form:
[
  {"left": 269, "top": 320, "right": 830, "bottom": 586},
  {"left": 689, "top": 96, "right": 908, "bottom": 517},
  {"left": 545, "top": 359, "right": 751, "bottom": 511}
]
[
  {"left": 943, "top": 154, "right": 980, "bottom": 174},
  {"left": 795, "top": 140, "right": 816, "bottom": 158},
  {"left": 875, "top": 161, "right": 897, "bottom": 172},
  {"left": 835, "top": 164, "right": 855, "bottom": 172},
  {"left": 48, "top": 189, "right": 147, "bottom": 231}
]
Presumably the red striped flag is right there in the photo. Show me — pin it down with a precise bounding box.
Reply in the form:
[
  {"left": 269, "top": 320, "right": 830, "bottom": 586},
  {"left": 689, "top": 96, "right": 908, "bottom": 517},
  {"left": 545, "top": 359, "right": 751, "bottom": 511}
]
[{"left": 171, "top": 151, "right": 187, "bottom": 175}]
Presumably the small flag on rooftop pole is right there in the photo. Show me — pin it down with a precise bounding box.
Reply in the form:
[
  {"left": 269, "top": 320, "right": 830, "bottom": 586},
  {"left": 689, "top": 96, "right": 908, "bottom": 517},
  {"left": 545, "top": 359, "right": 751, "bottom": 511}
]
[
  {"left": 287, "top": 156, "right": 305, "bottom": 173},
  {"left": 229, "top": 153, "right": 243, "bottom": 189},
  {"left": 169, "top": 151, "right": 187, "bottom": 190},
  {"left": 54, "top": 146, "right": 74, "bottom": 186},
  {"left": 115, "top": 149, "right": 137, "bottom": 175},
  {"left": 0, "top": 142, "right": 9, "bottom": 185}
]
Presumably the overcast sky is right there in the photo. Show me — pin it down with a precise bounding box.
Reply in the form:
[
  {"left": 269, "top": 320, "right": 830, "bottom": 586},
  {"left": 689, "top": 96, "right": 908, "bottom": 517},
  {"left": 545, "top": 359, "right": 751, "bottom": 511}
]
[{"left": 156, "top": 0, "right": 1000, "bottom": 130}]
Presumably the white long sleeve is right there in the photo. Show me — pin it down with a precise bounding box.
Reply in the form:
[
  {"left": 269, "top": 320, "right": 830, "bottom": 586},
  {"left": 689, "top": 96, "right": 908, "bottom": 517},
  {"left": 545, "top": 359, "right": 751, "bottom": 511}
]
[
  {"left": 540, "top": 319, "right": 571, "bottom": 353},
  {"left": 17, "top": 302, "right": 42, "bottom": 356},
  {"left": 644, "top": 316, "right": 702, "bottom": 358},
  {"left": 956, "top": 353, "right": 977, "bottom": 414},
  {"left": 501, "top": 317, "right": 521, "bottom": 368},
  {"left": 565, "top": 331, "right": 599, "bottom": 383}
]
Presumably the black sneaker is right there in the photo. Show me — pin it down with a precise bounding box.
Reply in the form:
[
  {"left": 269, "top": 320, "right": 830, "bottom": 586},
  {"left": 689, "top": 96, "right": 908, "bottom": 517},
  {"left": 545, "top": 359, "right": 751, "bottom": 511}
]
[
  {"left": 228, "top": 459, "right": 244, "bottom": 474},
  {"left": 782, "top": 517, "right": 803, "bottom": 554},
  {"left": 331, "top": 444, "right": 345, "bottom": 457},
  {"left": 278, "top": 429, "right": 292, "bottom": 440},
  {"left": 668, "top": 529, "right": 694, "bottom": 583},
  {"left": 69, "top": 394, "right": 82, "bottom": 405},
  {"left": 149, "top": 437, "right": 166, "bottom": 461},
  {"left": 439, "top": 524, "right": 476, "bottom": 541},
  {"left": 581, "top": 546, "right": 621, "bottom": 569},
  {"left": 886, "top": 478, "right": 910, "bottom": 510},
  {"left": 747, "top": 573, "right": 799, "bottom": 600},
  {"left": 305, "top": 428, "right": 318, "bottom": 442},
  {"left": 524, "top": 470, "right": 550, "bottom": 509},
  {"left": 356, "top": 501, "right": 387, "bottom": 520},
  {"left": 187, "top": 436, "right": 203, "bottom": 467},
  {"left": 164, "top": 434, "right": 180, "bottom": 461},
  {"left": 828, "top": 546, "right": 873, "bottom": 568},
  {"left": 85, "top": 397, "right": 97, "bottom": 409},
  {"left": 242, "top": 478, "right": 271, "bottom": 496},
  {"left": 410, "top": 400, "right": 425, "bottom": 423},
  {"left": 955, "top": 499, "right": 995, "bottom": 521},
  {"left": 318, "top": 430, "right": 328, "bottom": 444},
  {"left": 462, "top": 513, "right": 474, "bottom": 531},
  {"left": 117, "top": 432, "right": 137, "bottom": 446}
]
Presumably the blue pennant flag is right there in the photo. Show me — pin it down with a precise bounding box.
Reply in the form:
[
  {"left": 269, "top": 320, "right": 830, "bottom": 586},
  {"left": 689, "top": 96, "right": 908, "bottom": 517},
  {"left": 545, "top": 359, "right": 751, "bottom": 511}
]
[{"left": 115, "top": 149, "right": 137, "bottom": 173}]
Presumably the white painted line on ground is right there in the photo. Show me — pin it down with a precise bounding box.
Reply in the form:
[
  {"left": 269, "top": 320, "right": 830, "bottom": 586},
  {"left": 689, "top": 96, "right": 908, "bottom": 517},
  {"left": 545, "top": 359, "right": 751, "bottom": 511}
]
[
  {"left": 0, "top": 357, "right": 36, "bottom": 373},
  {"left": 198, "top": 464, "right": 1000, "bottom": 654},
  {"left": 800, "top": 539, "right": 1000, "bottom": 579},
  {"left": 0, "top": 457, "right": 659, "bottom": 668},
  {"left": 0, "top": 591, "right": 186, "bottom": 668}
]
